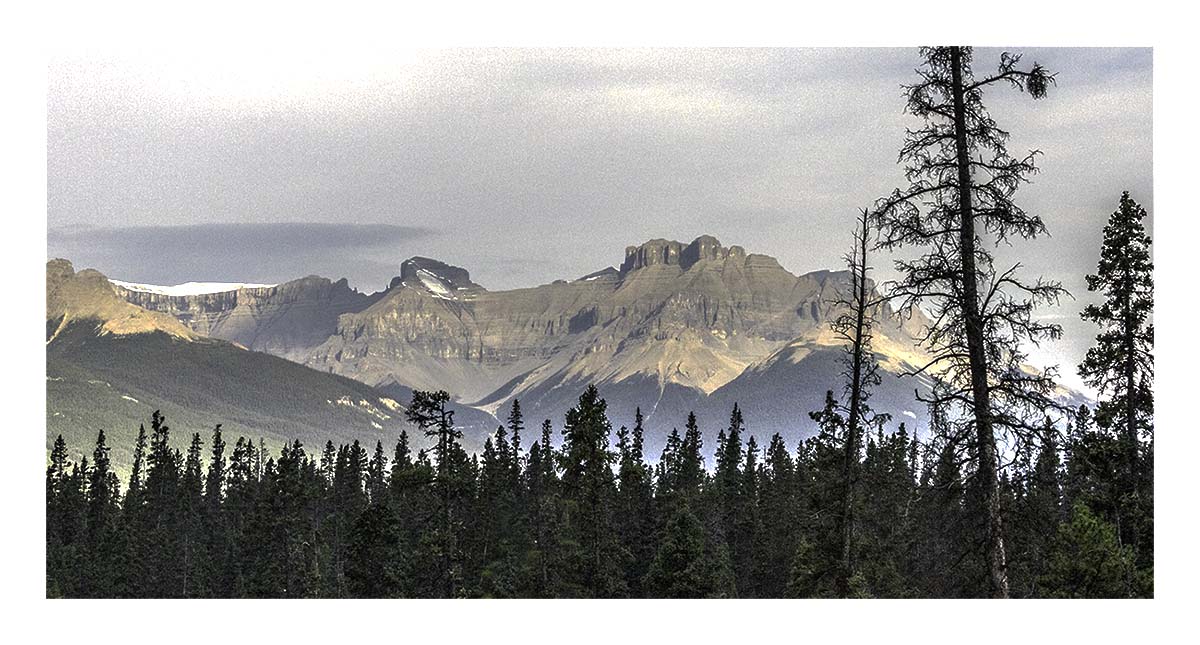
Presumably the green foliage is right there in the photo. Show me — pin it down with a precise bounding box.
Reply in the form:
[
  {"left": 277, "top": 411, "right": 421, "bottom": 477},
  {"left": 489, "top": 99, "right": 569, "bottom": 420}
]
[
  {"left": 1039, "top": 503, "right": 1141, "bottom": 598},
  {"left": 1078, "top": 191, "right": 1154, "bottom": 565},
  {"left": 556, "top": 385, "right": 625, "bottom": 597},
  {"left": 644, "top": 503, "right": 734, "bottom": 598},
  {"left": 46, "top": 381, "right": 1153, "bottom": 598}
]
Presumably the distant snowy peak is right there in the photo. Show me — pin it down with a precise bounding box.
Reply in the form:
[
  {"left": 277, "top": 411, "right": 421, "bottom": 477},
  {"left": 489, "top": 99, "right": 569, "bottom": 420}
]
[
  {"left": 109, "top": 279, "right": 276, "bottom": 296},
  {"left": 395, "top": 257, "right": 483, "bottom": 299}
]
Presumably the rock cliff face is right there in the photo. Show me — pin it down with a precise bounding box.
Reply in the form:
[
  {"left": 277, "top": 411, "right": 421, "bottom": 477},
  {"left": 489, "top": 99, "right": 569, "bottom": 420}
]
[
  {"left": 115, "top": 276, "right": 380, "bottom": 362},
  {"left": 47, "top": 259, "right": 198, "bottom": 342},
  {"left": 47, "top": 261, "right": 484, "bottom": 473},
  {"left": 620, "top": 235, "right": 747, "bottom": 273},
  {"left": 104, "top": 236, "right": 934, "bottom": 448}
]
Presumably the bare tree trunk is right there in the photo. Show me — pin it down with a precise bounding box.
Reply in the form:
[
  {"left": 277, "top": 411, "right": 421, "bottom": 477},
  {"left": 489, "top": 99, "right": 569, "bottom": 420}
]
[
  {"left": 1121, "top": 282, "right": 1140, "bottom": 556},
  {"left": 840, "top": 212, "right": 870, "bottom": 593},
  {"left": 436, "top": 405, "right": 455, "bottom": 598},
  {"left": 949, "top": 46, "right": 1009, "bottom": 599},
  {"left": 1123, "top": 286, "right": 1138, "bottom": 489}
]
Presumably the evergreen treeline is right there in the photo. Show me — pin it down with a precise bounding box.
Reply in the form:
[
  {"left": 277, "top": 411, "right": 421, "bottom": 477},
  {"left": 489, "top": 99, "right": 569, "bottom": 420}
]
[{"left": 46, "top": 381, "right": 1151, "bottom": 598}]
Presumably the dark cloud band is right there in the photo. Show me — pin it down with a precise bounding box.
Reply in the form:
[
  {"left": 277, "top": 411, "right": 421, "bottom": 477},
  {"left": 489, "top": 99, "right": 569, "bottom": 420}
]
[{"left": 48, "top": 223, "right": 437, "bottom": 290}]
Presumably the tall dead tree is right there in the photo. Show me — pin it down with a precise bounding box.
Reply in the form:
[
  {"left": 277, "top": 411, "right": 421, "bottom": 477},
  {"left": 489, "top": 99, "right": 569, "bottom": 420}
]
[
  {"left": 871, "top": 46, "right": 1065, "bottom": 598},
  {"left": 830, "top": 209, "right": 889, "bottom": 593}
]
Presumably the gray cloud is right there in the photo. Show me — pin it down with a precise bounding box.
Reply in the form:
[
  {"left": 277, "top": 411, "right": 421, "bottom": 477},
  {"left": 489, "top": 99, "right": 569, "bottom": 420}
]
[
  {"left": 48, "top": 223, "right": 436, "bottom": 290},
  {"left": 47, "top": 48, "right": 1152, "bottom": 390}
]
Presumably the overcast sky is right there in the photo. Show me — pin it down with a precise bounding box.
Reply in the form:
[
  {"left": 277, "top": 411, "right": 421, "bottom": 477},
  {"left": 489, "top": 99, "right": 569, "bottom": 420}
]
[{"left": 47, "top": 47, "right": 1152, "bottom": 390}]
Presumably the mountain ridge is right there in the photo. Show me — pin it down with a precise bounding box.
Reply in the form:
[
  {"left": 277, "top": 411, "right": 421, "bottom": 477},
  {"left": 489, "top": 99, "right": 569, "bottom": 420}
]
[
  {"left": 46, "top": 260, "right": 499, "bottom": 472},
  {"left": 80, "top": 235, "right": 939, "bottom": 449}
]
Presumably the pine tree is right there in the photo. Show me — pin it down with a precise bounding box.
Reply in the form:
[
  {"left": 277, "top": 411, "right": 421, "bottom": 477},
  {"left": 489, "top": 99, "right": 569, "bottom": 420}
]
[
  {"left": 388, "top": 430, "right": 423, "bottom": 502},
  {"left": 346, "top": 501, "right": 407, "bottom": 597},
  {"left": 126, "top": 423, "right": 148, "bottom": 509},
  {"left": 46, "top": 435, "right": 71, "bottom": 540},
  {"left": 644, "top": 502, "right": 736, "bottom": 598},
  {"left": 180, "top": 432, "right": 206, "bottom": 596},
  {"left": 730, "top": 432, "right": 762, "bottom": 597},
  {"left": 507, "top": 399, "right": 525, "bottom": 489},
  {"left": 523, "top": 419, "right": 561, "bottom": 596},
  {"left": 792, "top": 392, "right": 847, "bottom": 597},
  {"left": 201, "top": 425, "right": 229, "bottom": 594},
  {"left": 870, "top": 47, "right": 1062, "bottom": 597},
  {"left": 1078, "top": 191, "right": 1154, "bottom": 560},
  {"left": 327, "top": 441, "right": 369, "bottom": 596},
  {"left": 366, "top": 440, "right": 389, "bottom": 505},
  {"left": 909, "top": 399, "right": 978, "bottom": 597},
  {"left": 46, "top": 434, "right": 78, "bottom": 596},
  {"left": 405, "top": 390, "right": 468, "bottom": 597},
  {"left": 221, "top": 436, "right": 260, "bottom": 597},
  {"left": 204, "top": 426, "right": 226, "bottom": 509},
  {"left": 130, "top": 410, "right": 185, "bottom": 597},
  {"left": 614, "top": 414, "right": 655, "bottom": 595},
  {"left": 678, "top": 412, "right": 705, "bottom": 500},
  {"left": 1039, "top": 503, "right": 1141, "bottom": 598},
  {"left": 557, "top": 386, "right": 625, "bottom": 597},
  {"left": 711, "top": 404, "right": 752, "bottom": 594},
  {"left": 474, "top": 422, "right": 523, "bottom": 597},
  {"left": 320, "top": 440, "right": 337, "bottom": 488},
  {"left": 1008, "top": 427, "right": 1064, "bottom": 597},
  {"left": 856, "top": 423, "right": 918, "bottom": 597},
  {"left": 756, "top": 433, "right": 799, "bottom": 597}
]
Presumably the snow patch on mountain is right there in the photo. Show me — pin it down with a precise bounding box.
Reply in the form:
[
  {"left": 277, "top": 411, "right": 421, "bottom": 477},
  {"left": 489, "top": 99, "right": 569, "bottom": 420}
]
[
  {"left": 110, "top": 279, "right": 276, "bottom": 296},
  {"left": 416, "top": 269, "right": 455, "bottom": 300}
]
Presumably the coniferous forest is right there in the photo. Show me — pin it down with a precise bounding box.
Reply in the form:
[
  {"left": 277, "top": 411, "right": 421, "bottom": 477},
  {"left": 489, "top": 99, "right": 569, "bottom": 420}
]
[
  {"left": 45, "top": 369, "right": 1153, "bottom": 599},
  {"left": 45, "top": 47, "right": 1154, "bottom": 599}
]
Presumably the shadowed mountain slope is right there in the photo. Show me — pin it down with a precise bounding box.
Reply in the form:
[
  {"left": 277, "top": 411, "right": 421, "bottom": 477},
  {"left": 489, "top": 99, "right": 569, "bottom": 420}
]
[
  {"left": 46, "top": 260, "right": 497, "bottom": 472},
  {"left": 98, "top": 236, "right": 938, "bottom": 451}
]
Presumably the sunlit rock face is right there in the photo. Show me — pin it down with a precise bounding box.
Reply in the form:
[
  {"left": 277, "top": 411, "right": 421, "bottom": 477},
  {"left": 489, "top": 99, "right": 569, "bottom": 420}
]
[
  {"left": 113, "top": 276, "right": 380, "bottom": 362},
  {"left": 106, "top": 236, "right": 935, "bottom": 449}
]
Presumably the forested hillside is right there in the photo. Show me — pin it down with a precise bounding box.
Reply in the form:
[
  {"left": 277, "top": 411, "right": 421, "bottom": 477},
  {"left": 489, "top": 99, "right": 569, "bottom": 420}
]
[{"left": 46, "top": 384, "right": 1151, "bottom": 598}]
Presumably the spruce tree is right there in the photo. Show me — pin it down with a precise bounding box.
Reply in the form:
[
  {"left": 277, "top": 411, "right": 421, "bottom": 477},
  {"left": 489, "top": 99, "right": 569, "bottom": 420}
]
[
  {"left": 1039, "top": 503, "right": 1140, "bottom": 598},
  {"left": 405, "top": 390, "right": 468, "bottom": 597},
  {"left": 756, "top": 433, "right": 798, "bottom": 597},
  {"left": 557, "top": 386, "right": 624, "bottom": 597},
  {"left": 736, "top": 434, "right": 763, "bottom": 597},
  {"left": 523, "top": 419, "right": 561, "bottom": 596},
  {"left": 346, "top": 501, "right": 407, "bottom": 597},
  {"left": 126, "top": 424, "right": 148, "bottom": 510},
  {"left": 712, "top": 404, "right": 751, "bottom": 593},
  {"left": 645, "top": 502, "right": 736, "bottom": 598},
  {"left": 180, "top": 432, "right": 206, "bottom": 596},
  {"left": 792, "top": 392, "right": 848, "bottom": 597},
  {"left": 870, "top": 47, "right": 1062, "bottom": 597},
  {"left": 474, "top": 424, "right": 522, "bottom": 597},
  {"left": 366, "top": 440, "right": 389, "bottom": 505},
  {"left": 46, "top": 435, "right": 76, "bottom": 596},
  {"left": 614, "top": 418, "right": 654, "bottom": 595},
  {"left": 1078, "top": 191, "right": 1154, "bottom": 559},
  {"left": 856, "top": 423, "right": 917, "bottom": 597},
  {"left": 1010, "top": 428, "right": 1064, "bottom": 597}
]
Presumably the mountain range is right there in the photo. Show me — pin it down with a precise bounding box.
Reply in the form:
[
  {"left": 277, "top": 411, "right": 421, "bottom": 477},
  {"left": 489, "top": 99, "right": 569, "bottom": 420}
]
[{"left": 48, "top": 235, "right": 941, "bottom": 466}]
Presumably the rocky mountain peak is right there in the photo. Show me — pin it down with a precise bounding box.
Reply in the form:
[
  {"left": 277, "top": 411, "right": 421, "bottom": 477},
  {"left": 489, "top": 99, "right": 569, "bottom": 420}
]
[
  {"left": 619, "top": 235, "right": 748, "bottom": 273},
  {"left": 46, "top": 260, "right": 197, "bottom": 342},
  {"left": 396, "top": 257, "right": 481, "bottom": 296}
]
